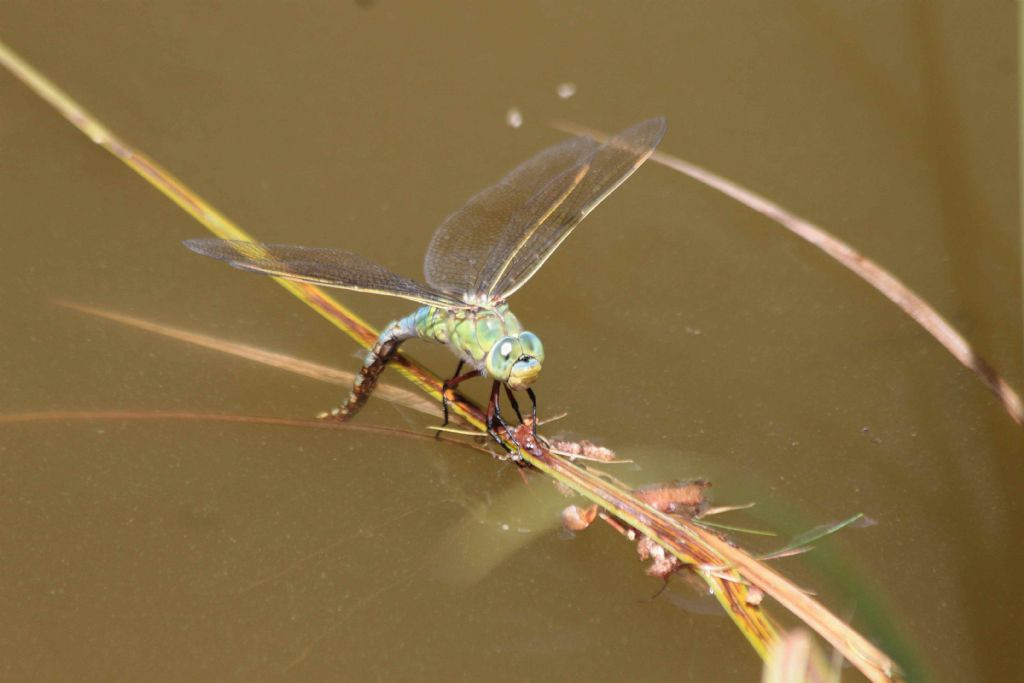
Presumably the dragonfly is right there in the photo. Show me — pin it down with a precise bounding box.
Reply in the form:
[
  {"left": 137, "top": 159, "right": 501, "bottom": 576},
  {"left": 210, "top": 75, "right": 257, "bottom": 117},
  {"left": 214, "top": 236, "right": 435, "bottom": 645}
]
[{"left": 184, "top": 117, "right": 667, "bottom": 454}]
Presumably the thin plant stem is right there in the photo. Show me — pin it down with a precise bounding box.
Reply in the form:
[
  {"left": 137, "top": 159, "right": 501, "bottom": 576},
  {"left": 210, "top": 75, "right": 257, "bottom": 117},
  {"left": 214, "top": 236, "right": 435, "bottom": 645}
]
[{"left": 553, "top": 120, "right": 1024, "bottom": 428}]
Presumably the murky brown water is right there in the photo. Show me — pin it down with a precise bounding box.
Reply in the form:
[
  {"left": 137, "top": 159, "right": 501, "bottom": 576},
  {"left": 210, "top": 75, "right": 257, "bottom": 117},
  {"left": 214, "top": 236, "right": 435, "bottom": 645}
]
[{"left": 1, "top": 3, "right": 1021, "bottom": 681}]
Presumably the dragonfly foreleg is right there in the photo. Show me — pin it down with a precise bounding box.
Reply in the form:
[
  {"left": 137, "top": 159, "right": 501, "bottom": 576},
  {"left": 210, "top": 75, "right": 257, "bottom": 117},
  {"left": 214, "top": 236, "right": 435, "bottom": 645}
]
[
  {"left": 319, "top": 322, "right": 410, "bottom": 422},
  {"left": 502, "top": 386, "right": 539, "bottom": 445},
  {"left": 526, "top": 388, "right": 538, "bottom": 440},
  {"left": 486, "top": 381, "right": 514, "bottom": 454},
  {"left": 488, "top": 380, "right": 534, "bottom": 464},
  {"left": 503, "top": 385, "right": 524, "bottom": 423}
]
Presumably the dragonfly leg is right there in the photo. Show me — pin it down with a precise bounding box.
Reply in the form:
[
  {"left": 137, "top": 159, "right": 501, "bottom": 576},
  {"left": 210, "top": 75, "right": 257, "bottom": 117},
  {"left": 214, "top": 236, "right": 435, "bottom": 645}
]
[
  {"left": 486, "top": 380, "right": 518, "bottom": 457},
  {"left": 319, "top": 322, "right": 410, "bottom": 423},
  {"left": 438, "top": 361, "right": 481, "bottom": 436},
  {"left": 441, "top": 360, "right": 464, "bottom": 429},
  {"left": 526, "top": 388, "right": 538, "bottom": 441},
  {"left": 504, "top": 386, "right": 540, "bottom": 460},
  {"left": 503, "top": 385, "right": 524, "bottom": 423}
]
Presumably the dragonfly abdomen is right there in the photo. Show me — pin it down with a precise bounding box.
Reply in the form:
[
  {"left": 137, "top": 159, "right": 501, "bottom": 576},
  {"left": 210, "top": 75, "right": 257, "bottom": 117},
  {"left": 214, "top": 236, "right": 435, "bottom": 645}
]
[{"left": 321, "top": 316, "right": 418, "bottom": 421}]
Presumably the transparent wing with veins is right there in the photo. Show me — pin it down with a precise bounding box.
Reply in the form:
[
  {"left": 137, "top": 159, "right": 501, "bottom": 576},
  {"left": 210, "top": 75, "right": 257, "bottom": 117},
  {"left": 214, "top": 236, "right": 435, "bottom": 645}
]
[
  {"left": 186, "top": 118, "right": 666, "bottom": 310},
  {"left": 183, "top": 239, "right": 468, "bottom": 308},
  {"left": 423, "top": 117, "right": 667, "bottom": 303}
]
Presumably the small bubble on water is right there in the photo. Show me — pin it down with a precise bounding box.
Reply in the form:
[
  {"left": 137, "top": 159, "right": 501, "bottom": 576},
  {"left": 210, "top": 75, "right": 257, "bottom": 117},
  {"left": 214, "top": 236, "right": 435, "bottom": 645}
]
[
  {"left": 556, "top": 82, "right": 577, "bottom": 99},
  {"left": 506, "top": 107, "right": 523, "bottom": 129}
]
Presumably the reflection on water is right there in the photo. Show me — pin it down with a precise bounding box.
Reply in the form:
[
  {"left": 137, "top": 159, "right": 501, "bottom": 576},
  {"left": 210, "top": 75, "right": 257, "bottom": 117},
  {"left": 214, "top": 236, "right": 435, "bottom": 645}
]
[{"left": 1, "top": 3, "right": 1021, "bottom": 682}]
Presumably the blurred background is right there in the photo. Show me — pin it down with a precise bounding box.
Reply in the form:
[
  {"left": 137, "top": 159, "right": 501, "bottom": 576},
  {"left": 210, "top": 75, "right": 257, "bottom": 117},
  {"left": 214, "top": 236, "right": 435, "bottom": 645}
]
[{"left": 0, "top": 3, "right": 1020, "bottom": 681}]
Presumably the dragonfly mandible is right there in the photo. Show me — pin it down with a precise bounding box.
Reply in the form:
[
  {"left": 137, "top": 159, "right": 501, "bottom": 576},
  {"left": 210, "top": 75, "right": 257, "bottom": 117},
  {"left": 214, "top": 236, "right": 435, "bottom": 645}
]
[{"left": 184, "top": 117, "right": 667, "bottom": 454}]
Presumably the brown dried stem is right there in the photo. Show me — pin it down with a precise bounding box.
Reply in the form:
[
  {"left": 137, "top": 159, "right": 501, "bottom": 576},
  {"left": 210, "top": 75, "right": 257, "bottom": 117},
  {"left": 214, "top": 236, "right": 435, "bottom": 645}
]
[{"left": 553, "top": 120, "right": 1024, "bottom": 428}]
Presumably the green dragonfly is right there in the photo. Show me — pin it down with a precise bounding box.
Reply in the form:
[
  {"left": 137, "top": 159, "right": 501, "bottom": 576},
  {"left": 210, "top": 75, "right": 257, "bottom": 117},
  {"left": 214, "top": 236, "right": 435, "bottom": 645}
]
[{"left": 185, "top": 117, "right": 666, "bottom": 453}]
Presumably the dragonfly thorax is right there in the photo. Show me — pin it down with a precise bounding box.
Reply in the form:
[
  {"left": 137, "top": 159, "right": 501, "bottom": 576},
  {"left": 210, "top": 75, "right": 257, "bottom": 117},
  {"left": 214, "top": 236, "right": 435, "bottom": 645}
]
[{"left": 412, "top": 303, "right": 544, "bottom": 389}]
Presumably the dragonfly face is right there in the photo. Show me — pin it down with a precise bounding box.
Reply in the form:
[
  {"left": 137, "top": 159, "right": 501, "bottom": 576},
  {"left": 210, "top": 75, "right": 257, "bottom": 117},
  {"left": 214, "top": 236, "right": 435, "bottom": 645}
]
[{"left": 486, "top": 331, "right": 544, "bottom": 390}]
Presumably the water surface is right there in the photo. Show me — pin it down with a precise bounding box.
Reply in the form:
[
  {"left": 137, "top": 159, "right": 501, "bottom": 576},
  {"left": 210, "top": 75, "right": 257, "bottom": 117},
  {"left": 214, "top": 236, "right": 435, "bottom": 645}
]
[{"left": 0, "top": 3, "right": 1020, "bottom": 681}]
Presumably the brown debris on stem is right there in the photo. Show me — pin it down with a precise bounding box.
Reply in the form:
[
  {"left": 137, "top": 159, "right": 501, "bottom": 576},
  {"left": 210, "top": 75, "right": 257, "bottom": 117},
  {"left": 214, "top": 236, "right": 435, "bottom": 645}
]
[
  {"left": 634, "top": 479, "right": 712, "bottom": 518},
  {"left": 561, "top": 504, "right": 599, "bottom": 531},
  {"left": 547, "top": 436, "right": 618, "bottom": 462}
]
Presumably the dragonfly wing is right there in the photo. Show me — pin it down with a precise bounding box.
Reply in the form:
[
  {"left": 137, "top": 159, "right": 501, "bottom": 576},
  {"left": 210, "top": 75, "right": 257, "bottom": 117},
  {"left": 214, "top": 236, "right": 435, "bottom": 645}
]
[
  {"left": 184, "top": 239, "right": 467, "bottom": 308},
  {"left": 423, "top": 134, "right": 600, "bottom": 297},
  {"left": 486, "top": 117, "right": 666, "bottom": 300}
]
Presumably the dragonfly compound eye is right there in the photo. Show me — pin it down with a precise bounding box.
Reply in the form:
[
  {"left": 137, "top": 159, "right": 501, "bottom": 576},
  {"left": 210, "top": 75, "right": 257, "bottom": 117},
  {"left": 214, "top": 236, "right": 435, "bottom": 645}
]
[
  {"left": 486, "top": 336, "right": 521, "bottom": 381},
  {"left": 517, "top": 331, "right": 544, "bottom": 363}
]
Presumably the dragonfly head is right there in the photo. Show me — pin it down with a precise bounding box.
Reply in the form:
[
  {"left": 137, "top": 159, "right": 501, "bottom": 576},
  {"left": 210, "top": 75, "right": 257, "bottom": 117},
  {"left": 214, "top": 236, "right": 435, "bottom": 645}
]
[{"left": 486, "top": 332, "right": 544, "bottom": 390}]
